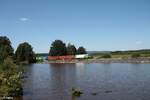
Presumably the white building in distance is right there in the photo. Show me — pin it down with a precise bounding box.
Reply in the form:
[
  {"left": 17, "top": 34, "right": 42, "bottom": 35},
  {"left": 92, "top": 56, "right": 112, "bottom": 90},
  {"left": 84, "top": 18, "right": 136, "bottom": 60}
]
[{"left": 75, "top": 54, "right": 89, "bottom": 59}]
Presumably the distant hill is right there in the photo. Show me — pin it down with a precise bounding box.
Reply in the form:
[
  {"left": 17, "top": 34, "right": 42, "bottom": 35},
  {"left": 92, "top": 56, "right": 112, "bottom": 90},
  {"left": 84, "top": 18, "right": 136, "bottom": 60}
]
[
  {"left": 36, "top": 49, "right": 150, "bottom": 56},
  {"left": 111, "top": 49, "right": 150, "bottom": 54},
  {"left": 36, "top": 53, "right": 49, "bottom": 57}
]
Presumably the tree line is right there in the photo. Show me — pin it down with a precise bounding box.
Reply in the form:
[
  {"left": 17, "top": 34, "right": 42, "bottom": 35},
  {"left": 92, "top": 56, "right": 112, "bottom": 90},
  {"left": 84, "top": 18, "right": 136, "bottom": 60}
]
[
  {"left": 0, "top": 36, "right": 87, "bottom": 63},
  {"left": 49, "top": 40, "right": 87, "bottom": 56},
  {"left": 0, "top": 36, "right": 36, "bottom": 64}
]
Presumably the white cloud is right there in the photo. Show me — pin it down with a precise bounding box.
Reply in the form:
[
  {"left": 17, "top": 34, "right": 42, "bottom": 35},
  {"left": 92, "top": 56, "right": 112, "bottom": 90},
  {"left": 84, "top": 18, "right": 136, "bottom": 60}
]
[
  {"left": 19, "top": 17, "right": 29, "bottom": 21},
  {"left": 136, "top": 41, "right": 143, "bottom": 45}
]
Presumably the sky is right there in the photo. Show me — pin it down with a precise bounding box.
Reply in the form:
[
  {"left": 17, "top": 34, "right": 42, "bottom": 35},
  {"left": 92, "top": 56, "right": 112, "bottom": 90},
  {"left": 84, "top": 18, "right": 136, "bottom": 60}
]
[{"left": 0, "top": 0, "right": 150, "bottom": 53}]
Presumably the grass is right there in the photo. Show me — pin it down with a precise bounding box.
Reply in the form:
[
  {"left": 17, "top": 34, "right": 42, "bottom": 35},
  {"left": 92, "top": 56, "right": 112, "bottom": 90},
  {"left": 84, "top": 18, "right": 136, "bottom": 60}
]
[{"left": 92, "top": 53, "right": 150, "bottom": 60}]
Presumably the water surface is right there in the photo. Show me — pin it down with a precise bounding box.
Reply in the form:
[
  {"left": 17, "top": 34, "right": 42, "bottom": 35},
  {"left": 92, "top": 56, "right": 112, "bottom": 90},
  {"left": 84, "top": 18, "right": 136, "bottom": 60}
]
[{"left": 23, "top": 63, "right": 150, "bottom": 100}]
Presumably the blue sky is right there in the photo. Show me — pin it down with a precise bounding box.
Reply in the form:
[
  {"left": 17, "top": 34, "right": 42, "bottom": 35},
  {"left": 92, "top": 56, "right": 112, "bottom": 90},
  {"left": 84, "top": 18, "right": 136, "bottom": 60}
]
[{"left": 0, "top": 0, "right": 150, "bottom": 53}]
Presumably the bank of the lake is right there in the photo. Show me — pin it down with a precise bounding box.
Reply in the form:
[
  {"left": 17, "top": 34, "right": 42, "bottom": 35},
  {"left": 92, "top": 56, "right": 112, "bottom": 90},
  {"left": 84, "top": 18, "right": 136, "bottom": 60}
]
[{"left": 47, "top": 57, "right": 150, "bottom": 64}]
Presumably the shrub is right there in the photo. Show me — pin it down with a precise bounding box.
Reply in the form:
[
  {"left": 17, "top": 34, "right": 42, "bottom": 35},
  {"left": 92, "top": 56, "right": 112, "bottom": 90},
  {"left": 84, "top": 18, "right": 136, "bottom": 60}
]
[
  {"left": 0, "top": 57, "right": 23, "bottom": 97},
  {"left": 131, "top": 53, "right": 141, "bottom": 58},
  {"left": 101, "top": 54, "right": 111, "bottom": 58}
]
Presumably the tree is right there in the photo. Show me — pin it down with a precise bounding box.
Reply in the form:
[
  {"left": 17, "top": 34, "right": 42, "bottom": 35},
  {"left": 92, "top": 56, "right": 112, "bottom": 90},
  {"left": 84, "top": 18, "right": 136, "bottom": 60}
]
[
  {"left": 0, "top": 36, "right": 14, "bottom": 63},
  {"left": 15, "top": 42, "right": 36, "bottom": 63},
  {"left": 67, "top": 43, "right": 77, "bottom": 55},
  {"left": 49, "top": 40, "right": 67, "bottom": 56},
  {"left": 77, "top": 46, "right": 87, "bottom": 54}
]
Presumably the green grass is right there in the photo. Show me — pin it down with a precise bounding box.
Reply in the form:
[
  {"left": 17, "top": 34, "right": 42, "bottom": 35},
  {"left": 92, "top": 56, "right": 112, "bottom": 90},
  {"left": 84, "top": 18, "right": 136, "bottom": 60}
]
[{"left": 92, "top": 53, "right": 150, "bottom": 59}]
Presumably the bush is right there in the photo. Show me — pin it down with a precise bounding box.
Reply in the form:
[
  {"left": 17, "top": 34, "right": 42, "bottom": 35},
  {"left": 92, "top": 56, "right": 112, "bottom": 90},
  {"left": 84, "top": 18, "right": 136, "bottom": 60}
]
[
  {"left": 101, "top": 54, "right": 111, "bottom": 58},
  {"left": 131, "top": 53, "right": 141, "bottom": 58},
  {"left": 0, "top": 57, "right": 23, "bottom": 97},
  {"left": 87, "top": 56, "right": 93, "bottom": 59}
]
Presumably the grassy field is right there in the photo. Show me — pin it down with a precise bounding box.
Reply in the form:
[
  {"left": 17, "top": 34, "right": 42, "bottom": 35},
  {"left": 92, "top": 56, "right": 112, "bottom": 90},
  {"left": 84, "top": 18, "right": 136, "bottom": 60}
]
[{"left": 90, "top": 49, "right": 150, "bottom": 59}]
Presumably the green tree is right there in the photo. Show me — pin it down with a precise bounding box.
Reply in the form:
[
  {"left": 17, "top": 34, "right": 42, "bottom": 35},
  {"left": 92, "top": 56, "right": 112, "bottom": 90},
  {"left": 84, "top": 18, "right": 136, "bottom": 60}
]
[
  {"left": 0, "top": 36, "right": 14, "bottom": 63},
  {"left": 77, "top": 46, "right": 87, "bottom": 54},
  {"left": 67, "top": 43, "right": 77, "bottom": 55},
  {"left": 49, "top": 40, "right": 67, "bottom": 56},
  {"left": 15, "top": 42, "right": 36, "bottom": 63}
]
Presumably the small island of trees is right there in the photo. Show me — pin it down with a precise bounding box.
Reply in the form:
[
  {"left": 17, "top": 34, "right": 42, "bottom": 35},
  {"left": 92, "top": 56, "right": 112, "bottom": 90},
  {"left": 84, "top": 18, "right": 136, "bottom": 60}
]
[{"left": 49, "top": 40, "right": 87, "bottom": 56}]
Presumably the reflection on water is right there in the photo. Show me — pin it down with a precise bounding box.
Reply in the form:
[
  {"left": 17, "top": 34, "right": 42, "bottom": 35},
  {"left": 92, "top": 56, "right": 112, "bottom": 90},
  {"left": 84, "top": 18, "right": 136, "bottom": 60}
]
[{"left": 22, "top": 63, "right": 150, "bottom": 100}]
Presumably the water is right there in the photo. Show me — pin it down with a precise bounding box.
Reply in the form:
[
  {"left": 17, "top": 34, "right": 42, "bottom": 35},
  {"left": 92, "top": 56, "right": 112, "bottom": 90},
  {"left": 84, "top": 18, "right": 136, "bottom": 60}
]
[{"left": 22, "top": 63, "right": 150, "bottom": 100}]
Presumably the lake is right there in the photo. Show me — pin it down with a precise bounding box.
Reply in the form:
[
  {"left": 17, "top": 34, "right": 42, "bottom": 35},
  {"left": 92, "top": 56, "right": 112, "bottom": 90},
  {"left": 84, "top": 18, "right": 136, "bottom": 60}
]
[{"left": 22, "top": 63, "right": 150, "bottom": 100}]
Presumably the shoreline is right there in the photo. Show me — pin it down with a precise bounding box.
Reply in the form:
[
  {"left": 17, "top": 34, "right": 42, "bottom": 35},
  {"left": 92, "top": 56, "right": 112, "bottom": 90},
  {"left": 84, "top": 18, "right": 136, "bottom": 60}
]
[{"left": 44, "top": 58, "right": 150, "bottom": 64}]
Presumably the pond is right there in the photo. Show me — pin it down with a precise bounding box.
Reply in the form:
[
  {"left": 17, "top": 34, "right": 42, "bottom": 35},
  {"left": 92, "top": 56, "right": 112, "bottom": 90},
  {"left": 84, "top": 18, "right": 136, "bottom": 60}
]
[{"left": 22, "top": 63, "right": 150, "bottom": 100}]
